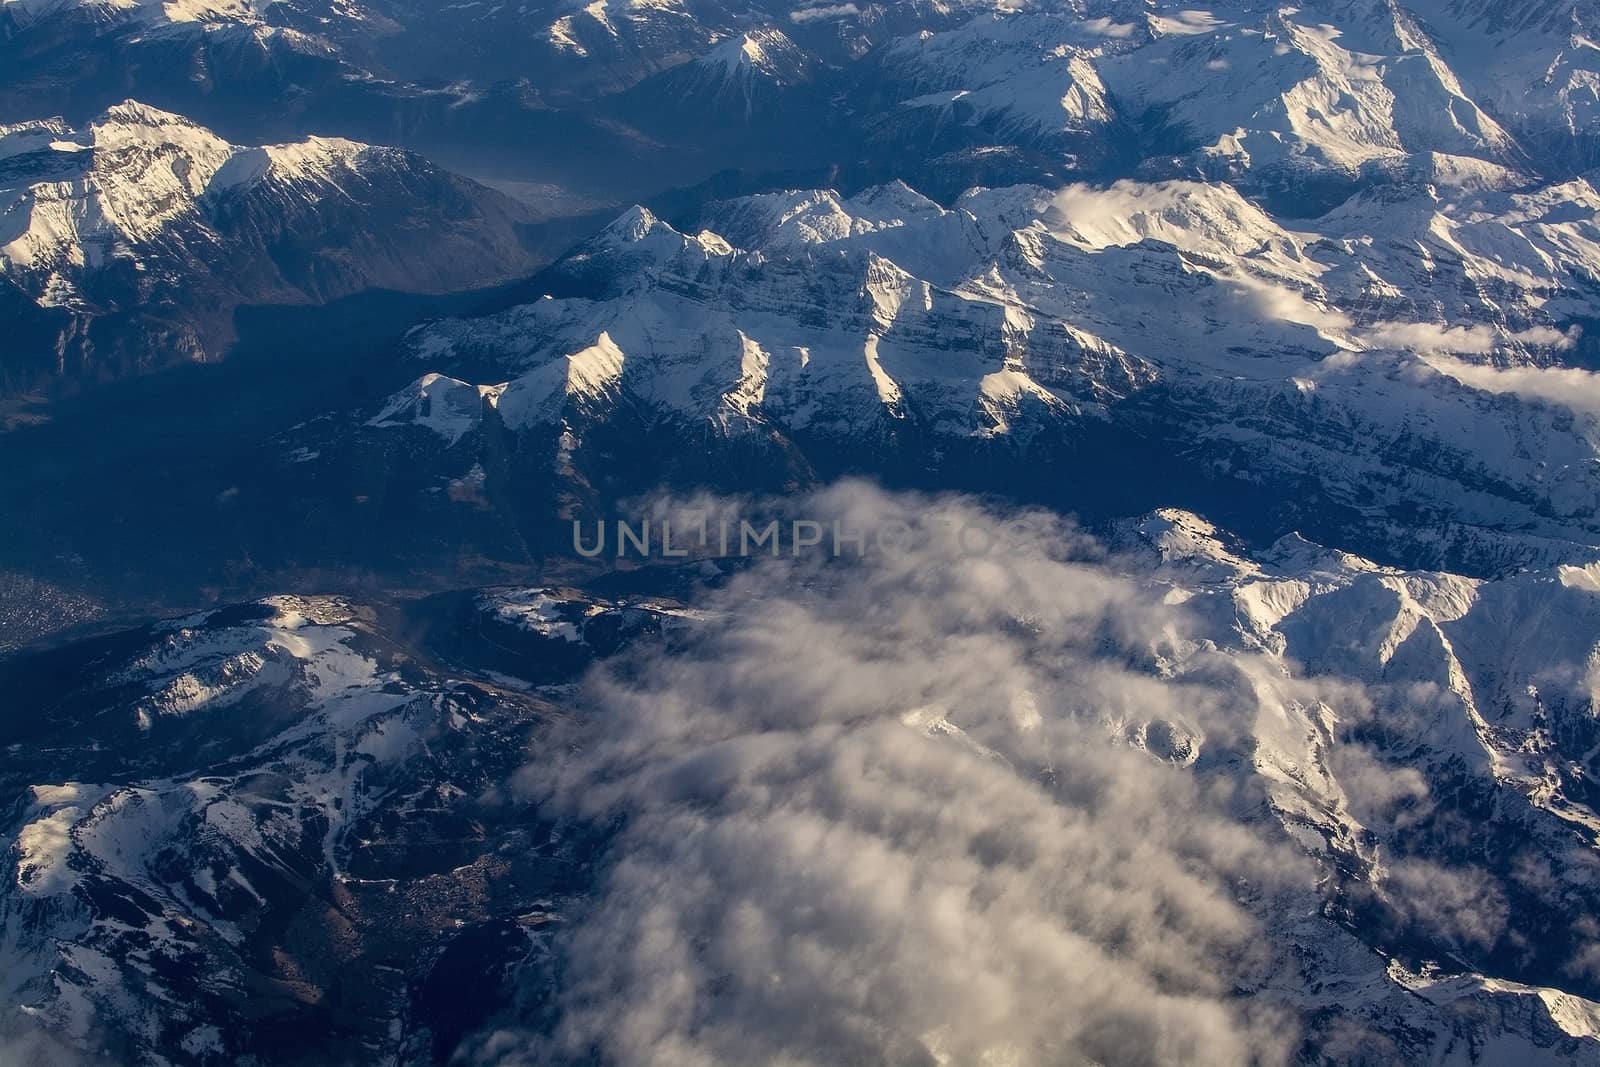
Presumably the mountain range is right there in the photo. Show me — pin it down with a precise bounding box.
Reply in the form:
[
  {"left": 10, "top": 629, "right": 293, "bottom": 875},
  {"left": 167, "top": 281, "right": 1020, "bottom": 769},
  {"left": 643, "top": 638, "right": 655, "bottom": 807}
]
[
  {"left": 280, "top": 169, "right": 1600, "bottom": 581},
  {"left": 7, "top": 1, "right": 1600, "bottom": 1065}
]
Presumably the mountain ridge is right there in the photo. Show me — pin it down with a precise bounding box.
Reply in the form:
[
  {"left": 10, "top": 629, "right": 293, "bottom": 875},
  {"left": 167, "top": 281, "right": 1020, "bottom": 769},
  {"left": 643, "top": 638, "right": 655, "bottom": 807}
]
[{"left": 0, "top": 100, "right": 545, "bottom": 383}]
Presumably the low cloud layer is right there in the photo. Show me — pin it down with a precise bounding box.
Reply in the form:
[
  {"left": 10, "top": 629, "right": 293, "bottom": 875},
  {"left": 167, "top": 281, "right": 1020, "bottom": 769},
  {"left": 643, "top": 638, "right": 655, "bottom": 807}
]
[
  {"left": 788, "top": 3, "right": 858, "bottom": 22},
  {"left": 1368, "top": 323, "right": 1577, "bottom": 356},
  {"left": 1423, "top": 353, "right": 1600, "bottom": 419},
  {"left": 503, "top": 486, "right": 1315, "bottom": 1067}
]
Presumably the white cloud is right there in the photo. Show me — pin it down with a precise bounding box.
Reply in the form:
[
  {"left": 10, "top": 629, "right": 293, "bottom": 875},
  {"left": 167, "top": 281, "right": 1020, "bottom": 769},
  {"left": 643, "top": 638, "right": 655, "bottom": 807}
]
[
  {"left": 1080, "top": 17, "right": 1138, "bottom": 39},
  {"left": 1227, "top": 273, "right": 1352, "bottom": 335},
  {"left": 788, "top": 3, "right": 858, "bottom": 22},
  {"left": 1367, "top": 322, "right": 1578, "bottom": 356},
  {"left": 1420, "top": 353, "right": 1600, "bottom": 420},
  {"left": 501, "top": 485, "right": 1319, "bottom": 1067}
]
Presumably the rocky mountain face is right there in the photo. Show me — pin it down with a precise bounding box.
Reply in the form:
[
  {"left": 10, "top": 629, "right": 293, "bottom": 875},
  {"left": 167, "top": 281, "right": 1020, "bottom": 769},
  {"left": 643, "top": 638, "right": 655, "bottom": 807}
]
[{"left": 0, "top": 101, "right": 542, "bottom": 385}]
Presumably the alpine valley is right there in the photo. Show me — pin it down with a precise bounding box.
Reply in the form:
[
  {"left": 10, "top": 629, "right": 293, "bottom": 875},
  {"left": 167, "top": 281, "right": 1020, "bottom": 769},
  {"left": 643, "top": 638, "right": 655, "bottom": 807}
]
[{"left": 7, "top": 1, "right": 1600, "bottom": 1065}]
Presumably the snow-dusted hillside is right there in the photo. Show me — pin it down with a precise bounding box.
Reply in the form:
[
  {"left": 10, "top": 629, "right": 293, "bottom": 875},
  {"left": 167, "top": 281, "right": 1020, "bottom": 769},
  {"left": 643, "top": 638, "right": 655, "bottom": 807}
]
[{"left": 0, "top": 101, "right": 539, "bottom": 381}]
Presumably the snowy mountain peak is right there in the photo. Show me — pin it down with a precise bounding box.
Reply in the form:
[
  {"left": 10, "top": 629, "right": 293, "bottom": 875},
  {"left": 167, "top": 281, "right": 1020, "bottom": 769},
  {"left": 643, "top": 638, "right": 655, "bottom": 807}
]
[
  {"left": 1, "top": 103, "right": 321, "bottom": 277},
  {"left": 702, "top": 181, "right": 947, "bottom": 253},
  {"left": 1048, "top": 179, "right": 1301, "bottom": 260},
  {"left": 94, "top": 98, "right": 207, "bottom": 133},
  {"left": 700, "top": 27, "right": 809, "bottom": 82},
  {"left": 585, "top": 204, "right": 736, "bottom": 269},
  {"left": 878, "top": 10, "right": 1116, "bottom": 142},
  {"left": 360, "top": 163, "right": 1600, "bottom": 577},
  {"left": 0, "top": 102, "right": 233, "bottom": 269},
  {"left": 597, "top": 203, "right": 666, "bottom": 244},
  {"left": 367, "top": 372, "right": 501, "bottom": 445}
]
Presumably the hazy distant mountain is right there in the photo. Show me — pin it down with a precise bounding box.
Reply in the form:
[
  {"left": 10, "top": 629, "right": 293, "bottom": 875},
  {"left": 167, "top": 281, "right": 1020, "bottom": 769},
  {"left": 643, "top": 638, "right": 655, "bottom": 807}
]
[{"left": 6, "top": 0, "right": 1600, "bottom": 202}]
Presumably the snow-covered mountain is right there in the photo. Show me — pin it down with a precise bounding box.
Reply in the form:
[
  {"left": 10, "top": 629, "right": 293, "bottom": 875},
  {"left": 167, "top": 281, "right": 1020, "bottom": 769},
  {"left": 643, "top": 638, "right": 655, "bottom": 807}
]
[
  {"left": 9, "top": 0, "right": 1600, "bottom": 205},
  {"left": 310, "top": 168, "right": 1600, "bottom": 577},
  {"left": 10, "top": 1, "right": 1600, "bottom": 1064},
  {"left": 0, "top": 101, "right": 540, "bottom": 383},
  {"left": 1397, "top": 0, "right": 1600, "bottom": 171},
  {"left": 5, "top": 506, "right": 1600, "bottom": 1064},
  {"left": 649, "top": 27, "right": 817, "bottom": 114},
  {"left": 0, "top": 594, "right": 561, "bottom": 1063}
]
